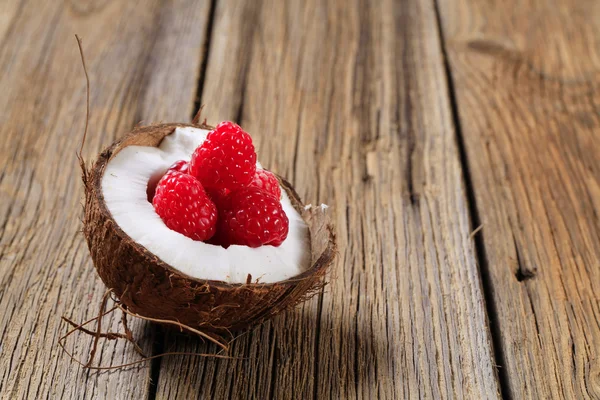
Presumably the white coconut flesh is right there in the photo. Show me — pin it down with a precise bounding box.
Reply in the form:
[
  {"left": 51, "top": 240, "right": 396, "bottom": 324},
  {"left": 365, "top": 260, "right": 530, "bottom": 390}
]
[{"left": 102, "top": 126, "right": 312, "bottom": 284}]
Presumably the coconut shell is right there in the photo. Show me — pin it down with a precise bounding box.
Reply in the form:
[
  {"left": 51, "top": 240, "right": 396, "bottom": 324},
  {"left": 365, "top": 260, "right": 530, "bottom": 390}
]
[{"left": 82, "top": 123, "right": 336, "bottom": 334}]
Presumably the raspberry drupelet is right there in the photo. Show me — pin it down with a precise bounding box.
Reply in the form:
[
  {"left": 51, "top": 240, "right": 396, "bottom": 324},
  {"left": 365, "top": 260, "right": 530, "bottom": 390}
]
[
  {"left": 249, "top": 169, "right": 281, "bottom": 199},
  {"left": 167, "top": 160, "right": 189, "bottom": 174}
]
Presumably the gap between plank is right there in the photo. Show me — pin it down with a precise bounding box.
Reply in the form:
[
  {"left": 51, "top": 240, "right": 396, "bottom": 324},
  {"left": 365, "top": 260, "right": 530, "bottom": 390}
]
[
  {"left": 311, "top": 291, "right": 325, "bottom": 400},
  {"left": 432, "top": 1, "right": 512, "bottom": 399},
  {"left": 191, "top": 0, "right": 219, "bottom": 121},
  {"left": 147, "top": 1, "right": 219, "bottom": 398},
  {"left": 147, "top": 326, "right": 165, "bottom": 400}
]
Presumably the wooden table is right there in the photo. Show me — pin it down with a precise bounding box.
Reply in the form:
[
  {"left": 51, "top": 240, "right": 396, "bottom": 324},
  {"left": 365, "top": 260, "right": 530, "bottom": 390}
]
[{"left": 1, "top": 0, "right": 599, "bottom": 398}]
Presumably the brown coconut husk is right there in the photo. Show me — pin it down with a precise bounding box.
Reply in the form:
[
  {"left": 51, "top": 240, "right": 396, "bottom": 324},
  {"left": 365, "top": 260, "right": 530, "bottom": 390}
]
[{"left": 81, "top": 122, "right": 336, "bottom": 335}]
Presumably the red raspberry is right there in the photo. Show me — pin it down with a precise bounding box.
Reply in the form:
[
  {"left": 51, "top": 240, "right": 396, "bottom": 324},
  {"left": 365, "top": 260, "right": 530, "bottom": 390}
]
[
  {"left": 152, "top": 171, "right": 217, "bottom": 241},
  {"left": 215, "top": 187, "right": 289, "bottom": 248},
  {"left": 168, "top": 160, "right": 189, "bottom": 174},
  {"left": 249, "top": 169, "right": 281, "bottom": 199},
  {"left": 189, "top": 121, "right": 256, "bottom": 192},
  {"left": 146, "top": 160, "right": 190, "bottom": 202}
]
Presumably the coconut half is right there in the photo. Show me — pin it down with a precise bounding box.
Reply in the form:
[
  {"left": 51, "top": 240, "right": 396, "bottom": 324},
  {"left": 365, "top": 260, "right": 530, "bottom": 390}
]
[{"left": 82, "top": 122, "right": 336, "bottom": 333}]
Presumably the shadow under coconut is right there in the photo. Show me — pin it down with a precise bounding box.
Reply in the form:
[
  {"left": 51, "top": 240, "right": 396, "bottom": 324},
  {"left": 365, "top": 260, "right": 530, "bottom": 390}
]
[{"left": 151, "top": 306, "right": 393, "bottom": 399}]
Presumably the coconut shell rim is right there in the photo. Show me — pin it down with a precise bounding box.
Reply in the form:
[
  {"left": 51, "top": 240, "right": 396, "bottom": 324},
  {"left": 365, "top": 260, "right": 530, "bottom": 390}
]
[{"left": 86, "top": 122, "right": 336, "bottom": 291}]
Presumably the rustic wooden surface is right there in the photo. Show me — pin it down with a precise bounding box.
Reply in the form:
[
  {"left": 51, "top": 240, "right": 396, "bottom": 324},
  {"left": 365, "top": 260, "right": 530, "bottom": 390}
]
[
  {"left": 0, "top": 0, "right": 212, "bottom": 398},
  {"left": 438, "top": 0, "right": 600, "bottom": 398},
  {"left": 0, "top": 0, "right": 597, "bottom": 399},
  {"left": 156, "top": 0, "right": 499, "bottom": 399}
]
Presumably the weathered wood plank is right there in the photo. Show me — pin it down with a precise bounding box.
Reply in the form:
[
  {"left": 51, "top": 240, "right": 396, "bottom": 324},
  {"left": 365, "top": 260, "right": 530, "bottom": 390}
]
[
  {"left": 437, "top": 1, "right": 600, "bottom": 398},
  {"left": 0, "top": 0, "right": 212, "bottom": 398},
  {"left": 155, "top": 0, "right": 500, "bottom": 398}
]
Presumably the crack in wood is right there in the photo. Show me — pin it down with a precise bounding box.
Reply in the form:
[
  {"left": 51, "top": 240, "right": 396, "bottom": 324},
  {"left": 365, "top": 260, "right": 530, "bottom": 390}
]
[
  {"left": 147, "top": 0, "right": 219, "bottom": 398},
  {"left": 311, "top": 290, "right": 324, "bottom": 400},
  {"left": 513, "top": 235, "right": 536, "bottom": 282},
  {"left": 267, "top": 326, "right": 278, "bottom": 399},
  {"left": 147, "top": 326, "right": 165, "bottom": 400},
  {"left": 191, "top": 0, "right": 218, "bottom": 120},
  {"left": 433, "top": 0, "right": 510, "bottom": 398}
]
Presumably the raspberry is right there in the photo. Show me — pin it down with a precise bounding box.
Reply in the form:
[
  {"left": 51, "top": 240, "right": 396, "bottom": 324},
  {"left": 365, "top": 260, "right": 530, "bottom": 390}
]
[
  {"left": 152, "top": 171, "right": 217, "bottom": 241},
  {"left": 189, "top": 121, "right": 256, "bottom": 192},
  {"left": 215, "top": 187, "right": 289, "bottom": 248},
  {"left": 146, "top": 160, "right": 190, "bottom": 202},
  {"left": 168, "top": 160, "right": 189, "bottom": 174},
  {"left": 249, "top": 169, "right": 281, "bottom": 199}
]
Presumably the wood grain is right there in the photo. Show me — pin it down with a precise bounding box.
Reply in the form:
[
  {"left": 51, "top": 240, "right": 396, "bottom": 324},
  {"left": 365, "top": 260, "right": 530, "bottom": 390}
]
[
  {"left": 154, "top": 0, "right": 500, "bottom": 398},
  {"left": 0, "top": 0, "right": 211, "bottom": 398},
  {"left": 437, "top": 0, "right": 600, "bottom": 398}
]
